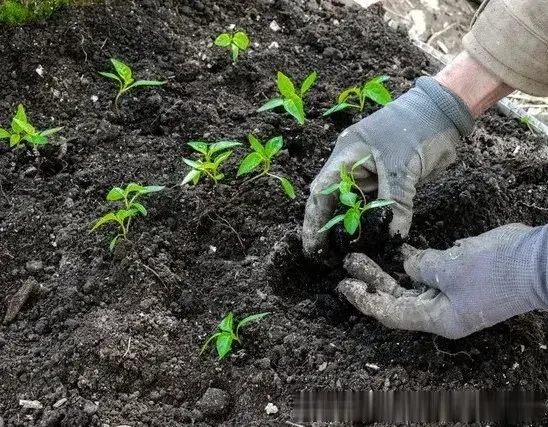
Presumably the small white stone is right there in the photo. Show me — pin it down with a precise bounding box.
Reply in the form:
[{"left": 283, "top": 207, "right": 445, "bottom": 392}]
[
  {"left": 91, "top": 95, "right": 99, "bottom": 103},
  {"left": 35, "top": 65, "right": 44, "bottom": 77},
  {"left": 208, "top": 245, "right": 217, "bottom": 254},
  {"left": 512, "top": 362, "right": 519, "bottom": 369},
  {"left": 318, "top": 362, "right": 328, "bottom": 371},
  {"left": 365, "top": 363, "right": 380, "bottom": 370},
  {"left": 332, "top": 19, "right": 340, "bottom": 26},
  {"left": 265, "top": 402, "right": 279, "bottom": 414},
  {"left": 228, "top": 24, "right": 236, "bottom": 30},
  {"left": 269, "top": 20, "right": 281, "bottom": 32},
  {"left": 268, "top": 41, "right": 279, "bottom": 49},
  {"left": 19, "top": 400, "right": 43, "bottom": 409},
  {"left": 53, "top": 398, "right": 67, "bottom": 408},
  {"left": 540, "top": 344, "right": 547, "bottom": 350}
]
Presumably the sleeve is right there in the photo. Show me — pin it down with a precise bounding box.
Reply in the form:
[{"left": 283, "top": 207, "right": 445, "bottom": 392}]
[{"left": 462, "top": 0, "right": 548, "bottom": 96}]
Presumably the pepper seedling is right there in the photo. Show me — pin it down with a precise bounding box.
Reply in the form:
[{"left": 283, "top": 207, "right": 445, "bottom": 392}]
[
  {"left": 0, "top": 104, "right": 62, "bottom": 148},
  {"left": 214, "top": 31, "right": 250, "bottom": 63},
  {"left": 258, "top": 71, "right": 317, "bottom": 125},
  {"left": 318, "top": 155, "right": 393, "bottom": 239},
  {"left": 99, "top": 58, "right": 167, "bottom": 109},
  {"left": 237, "top": 134, "right": 295, "bottom": 199},
  {"left": 323, "top": 75, "right": 392, "bottom": 116},
  {"left": 201, "top": 312, "right": 269, "bottom": 360},
  {"left": 90, "top": 183, "right": 165, "bottom": 250},
  {"left": 182, "top": 140, "right": 241, "bottom": 185}
]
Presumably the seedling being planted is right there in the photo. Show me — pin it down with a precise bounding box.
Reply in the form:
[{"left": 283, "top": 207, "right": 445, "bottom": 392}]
[
  {"left": 318, "top": 155, "right": 393, "bottom": 241},
  {"left": 0, "top": 104, "right": 62, "bottom": 148},
  {"left": 258, "top": 71, "right": 317, "bottom": 125},
  {"left": 237, "top": 134, "right": 295, "bottom": 199},
  {"left": 214, "top": 31, "right": 249, "bottom": 63},
  {"left": 323, "top": 75, "right": 392, "bottom": 116},
  {"left": 90, "top": 183, "right": 164, "bottom": 250},
  {"left": 99, "top": 58, "right": 167, "bottom": 109},
  {"left": 182, "top": 140, "right": 241, "bottom": 185},
  {"left": 201, "top": 312, "right": 269, "bottom": 360}
]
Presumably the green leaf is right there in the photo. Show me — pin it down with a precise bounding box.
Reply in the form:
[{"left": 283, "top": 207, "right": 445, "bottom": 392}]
[
  {"left": 318, "top": 214, "right": 345, "bottom": 233},
  {"left": 277, "top": 71, "right": 296, "bottom": 98},
  {"left": 107, "top": 187, "right": 125, "bottom": 201},
  {"left": 283, "top": 97, "right": 305, "bottom": 125},
  {"left": 210, "top": 140, "right": 241, "bottom": 154},
  {"left": 200, "top": 332, "right": 221, "bottom": 354},
  {"left": 0, "top": 128, "right": 11, "bottom": 139},
  {"left": 116, "top": 208, "right": 138, "bottom": 222},
  {"left": 236, "top": 312, "right": 269, "bottom": 336},
  {"left": 344, "top": 209, "right": 361, "bottom": 235},
  {"left": 109, "top": 235, "right": 121, "bottom": 251},
  {"left": 216, "top": 332, "right": 234, "bottom": 359},
  {"left": 339, "top": 180, "right": 352, "bottom": 195},
  {"left": 182, "top": 169, "right": 201, "bottom": 185},
  {"left": 219, "top": 312, "right": 234, "bottom": 333},
  {"left": 351, "top": 155, "right": 372, "bottom": 171},
  {"left": 264, "top": 136, "right": 283, "bottom": 158},
  {"left": 232, "top": 32, "right": 249, "bottom": 50},
  {"left": 320, "top": 183, "right": 340, "bottom": 195},
  {"left": 9, "top": 134, "right": 20, "bottom": 147},
  {"left": 13, "top": 118, "right": 35, "bottom": 135},
  {"left": 258, "top": 98, "right": 284, "bottom": 112},
  {"left": 132, "top": 202, "right": 147, "bottom": 216},
  {"left": 338, "top": 87, "right": 361, "bottom": 104},
  {"left": 140, "top": 185, "right": 165, "bottom": 194},
  {"left": 99, "top": 71, "right": 121, "bottom": 82},
  {"left": 363, "top": 199, "right": 395, "bottom": 210},
  {"left": 111, "top": 58, "right": 133, "bottom": 85},
  {"left": 214, "top": 173, "right": 225, "bottom": 181},
  {"left": 323, "top": 103, "right": 352, "bottom": 117},
  {"left": 183, "top": 158, "right": 202, "bottom": 169},
  {"left": 340, "top": 163, "right": 349, "bottom": 181},
  {"left": 231, "top": 45, "right": 239, "bottom": 62},
  {"left": 14, "top": 104, "right": 27, "bottom": 123},
  {"left": 371, "top": 75, "right": 390, "bottom": 83},
  {"left": 130, "top": 80, "right": 167, "bottom": 88},
  {"left": 125, "top": 183, "right": 145, "bottom": 195},
  {"left": 363, "top": 81, "right": 392, "bottom": 106},
  {"left": 214, "top": 33, "right": 232, "bottom": 47},
  {"left": 248, "top": 134, "right": 265, "bottom": 155},
  {"left": 340, "top": 191, "right": 358, "bottom": 207},
  {"left": 300, "top": 71, "right": 317, "bottom": 96},
  {"left": 90, "top": 212, "right": 118, "bottom": 232},
  {"left": 237, "top": 152, "right": 263, "bottom": 176},
  {"left": 187, "top": 141, "right": 208, "bottom": 155},
  {"left": 39, "top": 127, "right": 63, "bottom": 137},
  {"left": 280, "top": 177, "right": 295, "bottom": 199},
  {"left": 24, "top": 135, "right": 47, "bottom": 145},
  {"left": 213, "top": 150, "right": 232, "bottom": 166}
]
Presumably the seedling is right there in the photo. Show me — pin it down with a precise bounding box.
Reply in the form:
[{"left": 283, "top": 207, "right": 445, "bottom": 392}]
[
  {"left": 90, "top": 183, "right": 164, "bottom": 250},
  {"left": 0, "top": 104, "right": 62, "bottom": 148},
  {"left": 318, "top": 155, "right": 393, "bottom": 239},
  {"left": 214, "top": 31, "right": 250, "bottom": 63},
  {"left": 99, "top": 58, "right": 167, "bottom": 109},
  {"left": 323, "top": 75, "right": 392, "bottom": 116},
  {"left": 520, "top": 115, "right": 534, "bottom": 132},
  {"left": 237, "top": 134, "right": 295, "bottom": 199},
  {"left": 201, "top": 312, "right": 269, "bottom": 360},
  {"left": 258, "top": 71, "right": 317, "bottom": 125},
  {"left": 182, "top": 140, "right": 241, "bottom": 185}
]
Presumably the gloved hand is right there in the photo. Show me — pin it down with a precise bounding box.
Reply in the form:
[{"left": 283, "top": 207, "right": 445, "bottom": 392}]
[
  {"left": 303, "top": 76, "right": 474, "bottom": 257},
  {"left": 338, "top": 224, "right": 548, "bottom": 339}
]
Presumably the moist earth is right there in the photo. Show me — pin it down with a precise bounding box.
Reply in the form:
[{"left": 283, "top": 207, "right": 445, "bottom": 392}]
[{"left": 1, "top": 1, "right": 548, "bottom": 426}]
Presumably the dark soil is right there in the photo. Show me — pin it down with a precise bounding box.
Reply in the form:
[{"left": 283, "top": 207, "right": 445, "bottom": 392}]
[{"left": 1, "top": 1, "right": 548, "bottom": 426}]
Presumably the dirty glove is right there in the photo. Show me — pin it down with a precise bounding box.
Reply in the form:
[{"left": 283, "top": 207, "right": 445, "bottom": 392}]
[
  {"left": 338, "top": 224, "right": 548, "bottom": 339},
  {"left": 303, "top": 76, "right": 474, "bottom": 257}
]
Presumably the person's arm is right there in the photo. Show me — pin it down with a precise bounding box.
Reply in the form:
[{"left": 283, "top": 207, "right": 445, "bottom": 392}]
[{"left": 462, "top": 0, "right": 548, "bottom": 97}]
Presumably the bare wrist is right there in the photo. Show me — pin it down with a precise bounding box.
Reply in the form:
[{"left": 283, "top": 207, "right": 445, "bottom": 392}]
[{"left": 434, "top": 51, "right": 513, "bottom": 117}]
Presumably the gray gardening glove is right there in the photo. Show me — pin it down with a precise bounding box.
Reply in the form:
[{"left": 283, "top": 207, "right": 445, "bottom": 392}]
[
  {"left": 338, "top": 224, "right": 548, "bottom": 339},
  {"left": 303, "top": 76, "right": 474, "bottom": 257}
]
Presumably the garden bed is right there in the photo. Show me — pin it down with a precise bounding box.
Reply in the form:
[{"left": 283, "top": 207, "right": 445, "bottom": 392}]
[{"left": 1, "top": 0, "right": 548, "bottom": 426}]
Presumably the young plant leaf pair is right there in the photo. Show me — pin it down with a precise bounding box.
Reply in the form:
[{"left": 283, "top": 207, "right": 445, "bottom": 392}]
[
  {"left": 182, "top": 140, "right": 241, "bottom": 184},
  {"left": 183, "top": 135, "right": 296, "bottom": 199},
  {"left": 319, "top": 155, "right": 393, "bottom": 236},
  {"left": 0, "top": 104, "right": 62, "bottom": 148},
  {"left": 324, "top": 75, "right": 392, "bottom": 116},
  {"left": 214, "top": 31, "right": 250, "bottom": 63},
  {"left": 201, "top": 312, "right": 269, "bottom": 360},
  {"left": 258, "top": 71, "right": 317, "bottom": 125},
  {"left": 90, "top": 183, "right": 164, "bottom": 250},
  {"left": 99, "top": 58, "right": 167, "bottom": 109}
]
